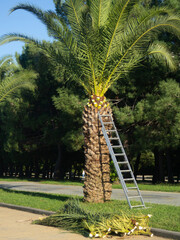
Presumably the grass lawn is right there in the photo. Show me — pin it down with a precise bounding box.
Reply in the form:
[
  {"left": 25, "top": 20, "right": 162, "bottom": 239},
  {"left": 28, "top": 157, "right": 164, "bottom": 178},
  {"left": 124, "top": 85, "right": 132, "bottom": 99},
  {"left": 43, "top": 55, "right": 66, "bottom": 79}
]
[
  {"left": 0, "top": 177, "right": 180, "bottom": 192},
  {"left": 0, "top": 188, "right": 179, "bottom": 232},
  {"left": 0, "top": 178, "right": 83, "bottom": 186},
  {"left": 113, "top": 182, "right": 180, "bottom": 192}
]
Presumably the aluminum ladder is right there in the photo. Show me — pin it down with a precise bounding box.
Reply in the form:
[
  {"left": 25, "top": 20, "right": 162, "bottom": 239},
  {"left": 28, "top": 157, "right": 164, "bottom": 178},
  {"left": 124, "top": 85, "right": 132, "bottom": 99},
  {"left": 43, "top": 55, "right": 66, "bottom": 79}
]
[{"left": 98, "top": 112, "right": 145, "bottom": 209}]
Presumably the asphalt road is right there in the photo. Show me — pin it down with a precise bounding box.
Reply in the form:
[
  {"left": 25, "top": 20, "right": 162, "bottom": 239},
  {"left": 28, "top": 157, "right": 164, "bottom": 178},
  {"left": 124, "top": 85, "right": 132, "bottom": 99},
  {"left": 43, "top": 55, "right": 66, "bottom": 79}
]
[{"left": 0, "top": 181, "right": 180, "bottom": 206}]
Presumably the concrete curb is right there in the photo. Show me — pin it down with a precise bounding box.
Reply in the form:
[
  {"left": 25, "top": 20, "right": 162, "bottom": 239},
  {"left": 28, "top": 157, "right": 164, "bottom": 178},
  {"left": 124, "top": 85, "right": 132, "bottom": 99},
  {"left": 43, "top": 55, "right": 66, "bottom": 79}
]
[
  {"left": 0, "top": 202, "right": 180, "bottom": 239},
  {"left": 151, "top": 228, "right": 180, "bottom": 240},
  {"left": 0, "top": 202, "right": 54, "bottom": 216}
]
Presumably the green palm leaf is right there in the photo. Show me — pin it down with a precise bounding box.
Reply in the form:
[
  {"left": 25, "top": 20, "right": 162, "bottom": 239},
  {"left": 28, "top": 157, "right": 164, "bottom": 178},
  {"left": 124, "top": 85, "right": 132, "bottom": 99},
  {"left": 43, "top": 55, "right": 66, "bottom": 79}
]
[
  {"left": 10, "top": 4, "right": 76, "bottom": 53},
  {"left": 148, "top": 41, "right": 177, "bottom": 71},
  {"left": 87, "top": 0, "right": 111, "bottom": 28},
  {"left": 0, "top": 70, "right": 37, "bottom": 103},
  {"left": 1, "top": 0, "right": 180, "bottom": 97}
]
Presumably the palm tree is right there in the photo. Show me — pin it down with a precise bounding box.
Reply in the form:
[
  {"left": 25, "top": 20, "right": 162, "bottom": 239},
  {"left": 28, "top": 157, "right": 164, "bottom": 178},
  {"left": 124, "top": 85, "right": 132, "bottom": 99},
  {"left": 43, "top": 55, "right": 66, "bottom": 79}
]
[
  {"left": 0, "top": 55, "right": 36, "bottom": 104},
  {"left": 1, "top": 0, "right": 180, "bottom": 202}
]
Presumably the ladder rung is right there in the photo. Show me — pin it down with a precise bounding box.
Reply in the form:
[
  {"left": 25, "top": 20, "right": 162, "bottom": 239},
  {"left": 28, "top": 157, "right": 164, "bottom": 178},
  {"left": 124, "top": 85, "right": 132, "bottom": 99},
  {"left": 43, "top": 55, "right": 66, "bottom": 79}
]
[
  {"left": 115, "top": 153, "right": 124, "bottom": 156},
  {"left": 99, "top": 112, "right": 145, "bottom": 209},
  {"left": 118, "top": 161, "right": 128, "bottom": 164},
  {"left": 128, "top": 196, "right": 141, "bottom": 199},
  {"left": 131, "top": 205, "right": 145, "bottom": 208},
  {"left": 121, "top": 170, "right": 131, "bottom": 173},
  {"left": 124, "top": 178, "right": 134, "bottom": 181}
]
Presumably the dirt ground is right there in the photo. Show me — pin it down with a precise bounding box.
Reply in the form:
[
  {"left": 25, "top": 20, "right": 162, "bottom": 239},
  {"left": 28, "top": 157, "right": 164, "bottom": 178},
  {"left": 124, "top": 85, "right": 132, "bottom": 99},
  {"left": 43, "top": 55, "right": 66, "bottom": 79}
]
[{"left": 0, "top": 207, "right": 173, "bottom": 240}]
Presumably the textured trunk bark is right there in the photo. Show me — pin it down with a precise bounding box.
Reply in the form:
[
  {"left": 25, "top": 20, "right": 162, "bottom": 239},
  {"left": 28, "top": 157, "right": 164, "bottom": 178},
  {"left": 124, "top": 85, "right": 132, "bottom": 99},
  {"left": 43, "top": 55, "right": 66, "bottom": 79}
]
[{"left": 83, "top": 98, "right": 112, "bottom": 203}]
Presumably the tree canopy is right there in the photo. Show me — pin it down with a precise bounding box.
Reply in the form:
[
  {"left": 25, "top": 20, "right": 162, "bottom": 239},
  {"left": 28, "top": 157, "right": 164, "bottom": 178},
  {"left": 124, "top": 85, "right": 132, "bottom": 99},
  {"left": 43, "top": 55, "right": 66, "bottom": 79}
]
[
  {"left": 1, "top": 0, "right": 180, "bottom": 99},
  {"left": 0, "top": 0, "right": 179, "bottom": 184}
]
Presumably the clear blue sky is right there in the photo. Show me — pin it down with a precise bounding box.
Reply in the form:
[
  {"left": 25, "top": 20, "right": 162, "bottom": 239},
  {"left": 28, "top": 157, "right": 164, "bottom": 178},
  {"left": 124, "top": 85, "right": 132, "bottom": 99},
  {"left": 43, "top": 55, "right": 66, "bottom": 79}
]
[{"left": 0, "top": 0, "right": 55, "bottom": 58}]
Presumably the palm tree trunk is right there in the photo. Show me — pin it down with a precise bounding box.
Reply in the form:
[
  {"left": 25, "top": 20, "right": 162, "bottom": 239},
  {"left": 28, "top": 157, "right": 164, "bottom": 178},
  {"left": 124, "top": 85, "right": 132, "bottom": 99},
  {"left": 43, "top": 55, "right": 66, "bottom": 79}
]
[{"left": 83, "top": 102, "right": 112, "bottom": 203}]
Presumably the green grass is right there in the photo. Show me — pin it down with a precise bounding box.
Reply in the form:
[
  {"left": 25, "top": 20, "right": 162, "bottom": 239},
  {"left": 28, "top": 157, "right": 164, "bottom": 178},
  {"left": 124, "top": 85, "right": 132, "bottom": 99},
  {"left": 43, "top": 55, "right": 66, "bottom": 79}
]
[
  {"left": 113, "top": 182, "right": 180, "bottom": 193},
  {"left": 0, "top": 177, "right": 83, "bottom": 186},
  {"left": 0, "top": 188, "right": 179, "bottom": 232},
  {"left": 0, "top": 188, "right": 70, "bottom": 211},
  {"left": 0, "top": 177, "right": 180, "bottom": 192}
]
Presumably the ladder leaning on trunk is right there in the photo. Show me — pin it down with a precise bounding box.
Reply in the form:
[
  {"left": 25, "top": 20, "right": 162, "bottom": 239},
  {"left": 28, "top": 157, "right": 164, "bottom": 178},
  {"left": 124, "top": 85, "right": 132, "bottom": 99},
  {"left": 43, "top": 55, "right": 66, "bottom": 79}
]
[{"left": 98, "top": 112, "right": 145, "bottom": 209}]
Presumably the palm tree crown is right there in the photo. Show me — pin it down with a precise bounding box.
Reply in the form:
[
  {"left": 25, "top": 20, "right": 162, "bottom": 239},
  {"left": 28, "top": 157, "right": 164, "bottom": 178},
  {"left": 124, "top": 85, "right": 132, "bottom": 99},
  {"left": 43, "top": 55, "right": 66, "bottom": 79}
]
[{"left": 1, "top": 0, "right": 180, "bottom": 102}]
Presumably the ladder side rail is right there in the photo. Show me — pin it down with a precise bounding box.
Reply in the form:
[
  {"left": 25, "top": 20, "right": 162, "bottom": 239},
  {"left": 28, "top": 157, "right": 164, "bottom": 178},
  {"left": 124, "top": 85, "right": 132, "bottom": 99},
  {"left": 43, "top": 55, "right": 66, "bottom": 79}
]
[
  {"left": 109, "top": 115, "right": 145, "bottom": 207},
  {"left": 98, "top": 113, "right": 132, "bottom": 208},
  {"left": 99, "top": 113, "right": 145, "bottom": 208},
  {"left": 101, "top": 127, "right": 126, "bottom": 191},
  {"left": 98, "top": 113, "right": 127, "bottom": 192},
  {"left": 115, "top": 136, "right": 145, "bottom": 206},
  {"left": 101, "top": 126, "right": 132, "bottom": 208},
  {"left": 109, "top": 115, "right": 134, "bottom": 173}
]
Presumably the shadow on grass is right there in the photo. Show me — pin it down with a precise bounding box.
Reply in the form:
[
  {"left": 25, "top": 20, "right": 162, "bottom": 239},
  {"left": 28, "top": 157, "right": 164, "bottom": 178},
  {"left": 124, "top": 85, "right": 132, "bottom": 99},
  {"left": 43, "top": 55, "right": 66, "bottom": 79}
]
[{"left": 1, "top": 188, "right": 82, "bottom": 202}]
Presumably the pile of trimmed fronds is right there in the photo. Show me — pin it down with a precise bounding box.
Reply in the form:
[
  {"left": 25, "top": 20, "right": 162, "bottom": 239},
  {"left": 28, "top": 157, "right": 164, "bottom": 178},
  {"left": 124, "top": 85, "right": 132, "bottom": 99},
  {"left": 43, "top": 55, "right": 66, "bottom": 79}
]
[
  {"left": 35, "top": 198, "right": 153, "bottom": 238},
  {"left": 84, "top": 213, "right": 153, "bottom": 238}
]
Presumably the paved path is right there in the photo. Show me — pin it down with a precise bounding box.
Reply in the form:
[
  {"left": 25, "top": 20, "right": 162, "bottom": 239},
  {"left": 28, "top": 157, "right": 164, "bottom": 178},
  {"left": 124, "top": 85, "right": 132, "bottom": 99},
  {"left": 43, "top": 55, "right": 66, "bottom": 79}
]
[
  {"left": 0, "top": 181, "right": 180, "bottom": 206},
  {"left": 0, "top": 207, "right": 173, "bottom": 240}
]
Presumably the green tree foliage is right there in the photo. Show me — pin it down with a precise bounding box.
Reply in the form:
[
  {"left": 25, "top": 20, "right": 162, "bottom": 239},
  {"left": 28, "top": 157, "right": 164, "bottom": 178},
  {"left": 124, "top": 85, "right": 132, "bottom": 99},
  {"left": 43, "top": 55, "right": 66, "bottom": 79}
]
[
  {"left": 112, "top": 56, "right": 180, "bottom": 183},
  {"left": 0, "top": 0, "right": 180, "bottom": 184},
  {"left": 164, "top": 0, "right": 180, "bottom": 11},
  {"left": 0, "top": 45, "right": 85, "bottom": 179},
  {"left": 0, "top": 55, "right": 36, "bottom": 153},
  {"left": 1, "top": 0, "right": 179, "bottom": 98},
  {"left": 19, "top": 43, "right": 86, "bottom": 152},
  {"left": 110, "top": 0, "right": 180, "bottom": 183},
  {"left": 0, "top": 55, "right": 36, "bottom": 104},
  {"left": 53, "top": 88, "right": 86, "bottom": 151},
  {"left": 0, "top": 55, "right": 37, "bottom": 177},
  {"left": 114, "top": 79, "right": 180, "bottom": 150}
]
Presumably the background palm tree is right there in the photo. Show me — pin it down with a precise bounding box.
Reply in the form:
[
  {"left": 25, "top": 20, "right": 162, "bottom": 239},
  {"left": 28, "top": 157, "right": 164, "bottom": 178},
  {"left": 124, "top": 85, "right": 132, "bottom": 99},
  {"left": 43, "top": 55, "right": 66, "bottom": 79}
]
[
  {"left": 1, "top": 0, "right": 180, "bottom": 202},
  {"left": 0, "top": 55, "right": 36, "bottom": 104}
]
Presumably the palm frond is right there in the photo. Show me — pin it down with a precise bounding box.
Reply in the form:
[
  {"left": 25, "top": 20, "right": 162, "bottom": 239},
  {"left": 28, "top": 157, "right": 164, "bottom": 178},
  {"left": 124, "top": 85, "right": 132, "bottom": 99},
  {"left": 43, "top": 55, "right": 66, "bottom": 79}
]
[
  {"left": 58, "top": 0, "right": 98, "bottom": 93},
  {"left": 2, "top": 0, "right": 180, "bottom": 98},
  {"left": 0, "top": 55, "right": 20, "bottom": 81},
  {"left": 87, "top": 0, "right": 112, "bottom": 28},
  {"left": 0, "top": 55, "right": 13, "bottom": 68},
  {"left": 10, "top": 4, "right": 76, "bottom": 53},
  {"left": 53, "top": 0, "right": 62, "bottom": 15},
  {"left": 100, "top": 13, "right": 180, "bottom": 95},
  {"left": 100, "top": 0, "right": 140, "bottom": 78},
  {"left": 148, "top": 41, "right": 177, "bottom": 71},
  {"left": 0, "top": 34, "right": 68, "bottom": 67},
  {"left": 130, "top": 4, "right": 173, "bottom": 28},
  {"left": 0, "top": 70, "right": 37, "bottom": 103},
  {"left": 62, "top": 0, "right": 84, "bottom": 35}
]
